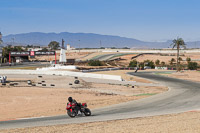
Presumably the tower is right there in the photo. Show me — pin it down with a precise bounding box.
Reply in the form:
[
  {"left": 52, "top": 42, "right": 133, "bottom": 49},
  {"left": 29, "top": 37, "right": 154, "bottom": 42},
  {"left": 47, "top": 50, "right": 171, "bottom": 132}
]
[
  {"left": 61, "top": 39, "right": 65, "bottom": 49},
  {"left": 59, "top": 39, "right": 66, "bottom": 63}
]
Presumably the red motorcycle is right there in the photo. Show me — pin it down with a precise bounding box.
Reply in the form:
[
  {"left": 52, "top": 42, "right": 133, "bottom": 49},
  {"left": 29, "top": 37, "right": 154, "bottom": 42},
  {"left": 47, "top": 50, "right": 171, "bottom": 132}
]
[{"left": 66, "top": 102, "right": 91, "bottom": 118}]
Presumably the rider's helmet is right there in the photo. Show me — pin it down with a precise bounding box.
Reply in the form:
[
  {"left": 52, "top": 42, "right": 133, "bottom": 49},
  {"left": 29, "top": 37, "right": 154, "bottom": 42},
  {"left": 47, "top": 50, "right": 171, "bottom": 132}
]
[{"left": 68, "top": 97, "right": 73, "bottom": 102}]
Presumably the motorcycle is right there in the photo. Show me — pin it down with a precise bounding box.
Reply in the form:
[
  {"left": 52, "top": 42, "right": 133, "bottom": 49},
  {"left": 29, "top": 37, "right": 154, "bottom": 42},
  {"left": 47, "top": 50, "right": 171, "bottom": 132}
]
[{"left": 66, "top": 102, "right": 91, "bottom": 118}]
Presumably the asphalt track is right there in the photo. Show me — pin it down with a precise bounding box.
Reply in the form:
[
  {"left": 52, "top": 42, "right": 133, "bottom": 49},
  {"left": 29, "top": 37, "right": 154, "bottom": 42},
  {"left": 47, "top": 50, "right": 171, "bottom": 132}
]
[
  {"left": 1, "top": 71, "right": 200, "bottom": 129},
  {"left": 92, "top": 54, "right": 116, "bottom": 61}
]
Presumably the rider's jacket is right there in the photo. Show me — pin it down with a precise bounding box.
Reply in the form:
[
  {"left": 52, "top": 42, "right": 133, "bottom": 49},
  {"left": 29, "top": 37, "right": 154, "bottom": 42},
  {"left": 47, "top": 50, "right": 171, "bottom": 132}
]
[{"left": 67, "top": 99, "right": 78, "bottom": 106}]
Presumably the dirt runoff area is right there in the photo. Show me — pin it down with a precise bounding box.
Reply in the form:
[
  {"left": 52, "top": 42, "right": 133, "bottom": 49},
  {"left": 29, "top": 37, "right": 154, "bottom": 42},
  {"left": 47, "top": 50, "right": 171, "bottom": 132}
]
[
  {"left": 2, "top": 70, "right": 200, "bottom": 133},
  {"left": 1, "top": 111, "right": 200, "bottom": 133},
  {"left": 0, "top": 73, "right": 167, "bottom": 121},
  {"left": 156, "top": 70, "right": 200, "bottom": 82}
]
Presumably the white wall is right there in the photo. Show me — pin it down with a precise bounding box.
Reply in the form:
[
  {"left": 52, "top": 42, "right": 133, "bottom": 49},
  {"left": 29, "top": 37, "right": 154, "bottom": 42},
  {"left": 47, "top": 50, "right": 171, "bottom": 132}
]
[{"left": 0, "top": 70, "right": 122, "bottom": 81}]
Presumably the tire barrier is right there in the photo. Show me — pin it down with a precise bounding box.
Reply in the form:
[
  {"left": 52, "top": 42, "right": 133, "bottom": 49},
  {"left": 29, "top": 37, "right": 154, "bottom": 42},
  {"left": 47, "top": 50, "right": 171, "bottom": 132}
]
[
  {"left": 9, "top": 84, "right": 14, "bottom": 86},
  {"left": 27, "top": 80, "right": 32, "bottom": 84},
  {"left": 74, "top": 80, "right": 80, "bottom": 84}
]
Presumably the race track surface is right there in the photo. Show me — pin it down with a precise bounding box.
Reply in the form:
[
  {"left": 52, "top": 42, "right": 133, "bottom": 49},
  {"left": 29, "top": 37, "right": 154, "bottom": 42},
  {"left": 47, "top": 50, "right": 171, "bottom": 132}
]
[{"left": 1, "top": 71, "right": 200, "bottom": 129}]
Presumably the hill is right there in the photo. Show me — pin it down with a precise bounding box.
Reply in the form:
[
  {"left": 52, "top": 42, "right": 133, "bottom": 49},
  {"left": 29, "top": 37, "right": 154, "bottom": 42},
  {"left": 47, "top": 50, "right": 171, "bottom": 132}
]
[{"left": 2, "top": 32, "right": 200, "bottom": 48}]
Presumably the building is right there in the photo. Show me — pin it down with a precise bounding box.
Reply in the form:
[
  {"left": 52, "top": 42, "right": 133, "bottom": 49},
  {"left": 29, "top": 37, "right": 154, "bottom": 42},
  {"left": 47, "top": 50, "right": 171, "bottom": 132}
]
[
  {"left": 66, "top": 44, "right": 75, "bottom": 50},
  {"left": 67, "top": 44, "right": 71, "bottom": 50}
]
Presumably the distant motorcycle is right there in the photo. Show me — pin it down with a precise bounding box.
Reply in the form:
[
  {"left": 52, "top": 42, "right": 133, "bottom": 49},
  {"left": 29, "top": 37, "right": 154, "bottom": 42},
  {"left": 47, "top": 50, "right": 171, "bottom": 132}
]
[{"left": 66, "top": 102, "right": 91, "bottom": 118}]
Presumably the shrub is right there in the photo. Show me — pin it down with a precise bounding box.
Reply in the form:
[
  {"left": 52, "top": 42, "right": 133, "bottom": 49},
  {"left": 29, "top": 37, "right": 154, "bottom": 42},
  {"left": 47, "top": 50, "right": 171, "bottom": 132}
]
[
  {"left": 155, "top": 59, "right": 160, "bottom": 66},
  {"left": 88, "top": 60, "right": 103, "bottom": 66},
  {"left": 144, "top": 60, "right": 155, "bottom": 68},
  {"left": 129, "top": 60, "right": 138, "bottom": 67},
  {"left": 139, "top": 62, "right": 144, "bottom": 69},
  {"left": 188, "top": 62, "right": 198, "bottom": 70},
  {"left": 161, "top": 61, "right": 165, "bottom": 66}
]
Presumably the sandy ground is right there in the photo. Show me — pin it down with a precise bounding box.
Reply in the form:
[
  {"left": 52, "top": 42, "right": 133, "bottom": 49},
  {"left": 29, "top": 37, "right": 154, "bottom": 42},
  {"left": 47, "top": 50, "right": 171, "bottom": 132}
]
[
  {"left": 1, "top": 111, "right": 200, "bottom": 133},
  {"left": 1, "top": 70, "right": 200, "bottom": 132},
  {"left": 33, "top": 52, "right": 92, "bottom": 61},
  {"left": 157, "top": 70, "right": 200, "bottom": 82},
  {"left": 135, "top": 53, "right": 200, "bottom": 64},
  {"left": 0, "top": 73, "right": 167, "bottom": 121}
]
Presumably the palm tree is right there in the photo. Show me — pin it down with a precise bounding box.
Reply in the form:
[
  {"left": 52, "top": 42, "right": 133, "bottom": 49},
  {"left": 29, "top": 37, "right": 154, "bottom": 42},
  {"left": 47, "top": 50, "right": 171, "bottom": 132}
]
[{"left": 171, "top": 37, "right": 186, "bottom": 71}]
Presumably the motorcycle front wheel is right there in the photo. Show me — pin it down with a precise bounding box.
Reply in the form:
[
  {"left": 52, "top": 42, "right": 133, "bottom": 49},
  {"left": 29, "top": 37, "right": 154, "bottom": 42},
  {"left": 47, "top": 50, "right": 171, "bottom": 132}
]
[
  {"left": 67, "top": 110, "right": 76, "bottom": 118},
  {"left": 84, "top": 108, "right": 91, "bottom": 116}
]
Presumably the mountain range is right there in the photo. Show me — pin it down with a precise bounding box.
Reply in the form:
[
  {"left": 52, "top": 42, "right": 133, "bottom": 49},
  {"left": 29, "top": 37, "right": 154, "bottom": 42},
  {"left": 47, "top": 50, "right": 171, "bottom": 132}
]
[{"left": 2, "top": 32, "right": 200, "bottom": 48}]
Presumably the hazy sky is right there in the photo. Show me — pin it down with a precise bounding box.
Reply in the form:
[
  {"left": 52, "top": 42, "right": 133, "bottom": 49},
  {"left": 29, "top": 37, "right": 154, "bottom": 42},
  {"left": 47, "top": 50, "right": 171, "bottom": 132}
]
[{"left": 0, "top": 0, "right": 200, "bottom": 42}]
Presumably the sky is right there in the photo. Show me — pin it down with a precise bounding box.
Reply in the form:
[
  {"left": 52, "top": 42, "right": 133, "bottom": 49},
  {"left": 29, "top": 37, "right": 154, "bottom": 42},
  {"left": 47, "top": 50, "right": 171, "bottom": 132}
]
[{"left": 0, "top": 0, "right": 200, "bottom": 42}]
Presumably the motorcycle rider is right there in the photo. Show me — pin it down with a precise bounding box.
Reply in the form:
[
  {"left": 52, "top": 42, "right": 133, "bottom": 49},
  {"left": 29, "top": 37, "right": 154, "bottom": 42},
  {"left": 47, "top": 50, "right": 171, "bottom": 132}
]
[{"left": 67, "top": 97, "right": 81, "bottom": 114}]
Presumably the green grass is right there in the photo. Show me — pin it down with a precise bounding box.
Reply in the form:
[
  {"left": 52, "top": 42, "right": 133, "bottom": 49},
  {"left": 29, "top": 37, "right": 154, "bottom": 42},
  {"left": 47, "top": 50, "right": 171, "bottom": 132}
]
[
  {"left": 109, "top": 53, "right": 135, "bottom": 60},
  {"left": 155, "top": 72, "right": 173, "bottom": 75},
  {"left": 134, "top": 93, "right": 157, "bottom": 96},
  {"left": 91, "top": 55, "right": 103, "bottom": 60}
]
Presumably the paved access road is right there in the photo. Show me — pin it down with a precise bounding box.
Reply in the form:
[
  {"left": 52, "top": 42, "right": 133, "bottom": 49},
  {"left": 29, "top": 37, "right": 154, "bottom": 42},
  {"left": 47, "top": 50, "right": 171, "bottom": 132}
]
[
  {"left": 1, "top": 71, "right": 200, "bottom": 129},
  {"left": 91, "top": 53, "right": 133, "bottom": 61},
  {"left": 0, "top": 62, "right": 50, "bottom": 69}
]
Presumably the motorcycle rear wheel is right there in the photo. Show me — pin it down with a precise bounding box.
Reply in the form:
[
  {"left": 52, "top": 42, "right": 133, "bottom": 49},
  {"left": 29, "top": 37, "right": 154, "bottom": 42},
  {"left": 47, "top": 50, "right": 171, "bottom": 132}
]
[{"left": 84, "top": 108, "right": 91, "bottom": 116}]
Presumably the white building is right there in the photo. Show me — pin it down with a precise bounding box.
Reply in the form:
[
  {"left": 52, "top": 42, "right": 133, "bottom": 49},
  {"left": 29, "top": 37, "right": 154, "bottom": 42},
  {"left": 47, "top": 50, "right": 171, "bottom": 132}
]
[{"left": 67, "top": 44, "right": 71, "bottom": 50}]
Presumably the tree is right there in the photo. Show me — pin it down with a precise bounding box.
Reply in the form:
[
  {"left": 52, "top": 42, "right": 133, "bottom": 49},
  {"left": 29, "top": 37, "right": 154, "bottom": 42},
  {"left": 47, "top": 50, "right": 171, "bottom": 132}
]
[
  {"left": 161, "top": 61, "right": 165, "bottom": 66},
  {"left": 169, "top": 58, "right": 176, "bottom": 66},
  {"left": 139, "top": 62, "right": 144, "bottom": 69},
  {"left": 13, "top": 46, "right": 24, "bottom": 51},
  {"left": 129, "top": 60, "right": 138, "bottom": 67},
  {"left": 186, "top": 57, "right": 191, "bottom": 64},
  {"left": 171, "top": 37, "right": 186, "bottom": 71},
  {"left": 188, "top": 62, "right": 198, "bottom": 70},
  {"left": 88, "top": 60, "right": 103, "bottom": 66},
  {"left": 178, "top": 57, "right": 183, "bottom": 62},
  {"left": 48, "top": 41, "right": 60, "bottom": 50},
  {"left": 40, "top": 48, "right": 48, "bottom": 51},
  {"left": 155, "top": 59, "right": 160, "bottom": 66},
  {"left": 2, "top": 46, "right": 24, "bottom": 59},
  {"left": 144, "top": 60, "right": 155, "bottom": 68}
]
